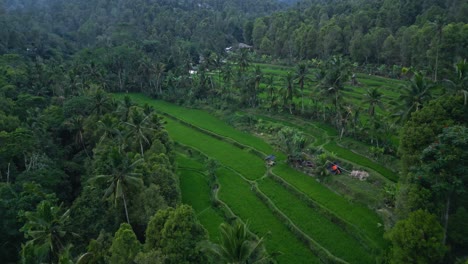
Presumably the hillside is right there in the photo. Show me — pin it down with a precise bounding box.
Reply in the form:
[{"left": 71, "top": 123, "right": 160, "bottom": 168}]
[{"left": 0, "top": 0, "right": 467, "bottom": 263}]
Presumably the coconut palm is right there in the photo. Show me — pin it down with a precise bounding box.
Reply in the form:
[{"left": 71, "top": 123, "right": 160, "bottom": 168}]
[
  {"left": 363, "top": 87, "right": 385, "bottom": 117},
  {"left": 295, "top": 62, "right": 308, "bottom": 112},
  {"left": 443, "top": 59, "right": 468, "bottom": 105},
  {"left": 89, "top": 89, "right": 113, "bottom": 117},
  {"left": 153, "top": 62, "right": 166, "bottom": 96},
  {"left": 117, "top": 95, "right": 134, "bottom": 122},
  {"left": 123, "top": 108, "right": 154, "bottom": 157},
  {"left": 252, "top": 65, "right": 263, "bottom": 107},
  {"left": 395, "top": 71, "right": 433, "bottom": 123},
  {"left": 20, "top": 201, "right": 72, "bottom": 263},
  {"left": 316, "top": 56, "right": 351, "bottom": 127},
  {"left": 203, "top": 221, "right": 271, "bottom": 264},
  {"left": 235, "top": 49, "right": 251, "bottom": 74},
  {"left": 137, "top": 56, "right": 153, "bottom": 94},
  {"left": 429, "top": 17, "right": 445, "bottom": 82},
  {"left": 96, "top": 114, "right": 122, "bottom": 145},
  {"left": 283, "top": 71, "right": 294, "bottom": 114},
  {"left": 64, "top": 115, "right": 90, "bottom": 158},
  {"left": 91, "top": 149, "right": 143, "bottom": 224}
]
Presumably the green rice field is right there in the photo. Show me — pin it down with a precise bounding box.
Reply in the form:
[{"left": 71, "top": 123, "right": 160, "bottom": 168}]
[{"left": 115, "top": 93, "right": 390, "bottom": 263}]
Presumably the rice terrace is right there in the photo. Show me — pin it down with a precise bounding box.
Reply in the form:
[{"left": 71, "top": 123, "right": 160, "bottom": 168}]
[
  {"left": 115, "top": 88, "right": 393, "bottom": 264},
  {"left": 2, "top": 0, "right": 466, "bottom": 263}
]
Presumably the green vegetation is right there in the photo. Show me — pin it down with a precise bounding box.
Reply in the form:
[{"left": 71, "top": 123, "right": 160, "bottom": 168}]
[
  {"left": 217, "top": 167, "right": 320, "bottom": 264},
  {"left": 258, "top": 177, "right": 373, "bottom": 263},
  {"left": 271, "top": 164, "right": 385, "bottom": 246},
  {"left": 178, "top": 168, "right": 224, "bottom": 240},
  {"left": 2, "top": 0, "right": 467, "bottom": 262},
  {"left": 116, "top": 93, "right": 276, "bottom": 155},
  {"left": 125, "top": 93, "right": 388, "bottom": 263}
]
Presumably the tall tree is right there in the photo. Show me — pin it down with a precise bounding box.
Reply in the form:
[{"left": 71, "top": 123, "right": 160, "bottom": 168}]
[
  {"left": 123, "top": 108, "right": 154, "bottom": 157},
  {"left": 316, "top": 56, "right": 351, "bottom": 128},
  {"left": 109, "top": 223, "right": 142, "bottom": 264},
  {"left": 202, "top": 221, "right": 272, "bottom": 264},
  {"left": 144, "top": 205, "right": 208, "bottom": 263},
  {"left": 420, "top": 126, "right": 468, "bottom": 244},
  {"left": 363, "top": 87, "right": 385, "bottom": 117},
  {"left": 283, "top": 71, "right": 294, "bottom": 114},
  {"left": 20, "top": 201, "right": 72, "bottom": 264},
  {"left": 443, "top": 59, "right": 468, "bottom": 105},
  {"left": 91, "top": 149, "right": 144, "bottom": 224},
  {"left": 386, "top": 210, "right": 447, "bottom": 264},
  {"left": 395, "top": 71, "right": 433, "bottom": 123},
  {"left": 295, "top": 62, "right": 308, "bottom": 113}
]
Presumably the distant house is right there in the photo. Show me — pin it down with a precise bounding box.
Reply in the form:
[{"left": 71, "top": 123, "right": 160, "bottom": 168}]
[{"left": 225, "top": 43, "right": 253, "bottom": 52}]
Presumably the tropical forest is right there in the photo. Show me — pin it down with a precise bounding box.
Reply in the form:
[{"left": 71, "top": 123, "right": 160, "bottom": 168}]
[{"left": 0, "top": 0, "right": 467, "bottom": 263}]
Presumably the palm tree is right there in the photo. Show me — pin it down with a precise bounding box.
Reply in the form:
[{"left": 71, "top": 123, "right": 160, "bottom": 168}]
[
  {"left": 123, "top": 108, "right": 154, "bottom": 157},
  {"left": 222, "top": 64, "right": 234, "bottom": 102},
  {"left": 96, "top": 114, "right": 122, "bottom": 145},
  {"left": 264, "top": 75, "right": 277, "bottom": 112},
  {"left": 235, "top": 49, "right": 251, "bottom": 74},
  {"left": 283, "top": 72, "right": 294, "bottom": 114},
  {"left": 89, "top": 89, "right": 113, "bottom": 117},
  {"left": 153, "top": 62, "right": 166, "bottom": 96},
  {"left": 116, "top": 95, "right": 134, "bottom": 122},
  {"left": 64, "top": 115, "right": 90, "bottom": 158},
  {"left": 316, "top": 56, "right": 351, "bottom": 127},
  {"left": 395, "top": 71, "right": 433, "bottom": 123},
  {"left": 443, "top": 59, "right": 468, "bottom": 105},
  {"left": 296, "top": 62, "right": 308, "bottom": 112},
  {"left": 20, "top": 201, "right": 72, "bottom": 263},
  {"left": 203, "top": 221, "right": 271, "bottom": 264},
  {"left": 430, "top": 17, "right": 445, "bottom": 82},
  {"left": 252, "top": 66, "right": 263, "bottom": 108},
  {"left": 137, "top": 57, "right": 153, "bottom": 93},
  {"left": 91, "top": 149, "right": 143, "bottom": 224},
  {"left": 363, "top": 88, "right": 385, "bottom": 117}
]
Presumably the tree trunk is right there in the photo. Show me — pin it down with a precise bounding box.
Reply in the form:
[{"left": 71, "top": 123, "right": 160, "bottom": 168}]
[
  {"left": 122, "top": 191, "right": 130, "bottom": 224},
  {"left": 434, "top": 44, "right": 439, "bottom": 82},
  {"left": 139, "top": 138, "right": 144, "bottom": 157},
  {"left": 301, "top": 85, "right": 304, "bottom": 113},
  {"left": 79, "top": 131, "right": 90, "bottom": 158},
  {"left": 442, "top": 194, "right": 451, "bottom": 245}
]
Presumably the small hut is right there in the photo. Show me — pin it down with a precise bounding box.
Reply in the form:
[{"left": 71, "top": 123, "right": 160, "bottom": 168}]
[{"left": 264, "top": 155, "right": 276, "bottom": 167}]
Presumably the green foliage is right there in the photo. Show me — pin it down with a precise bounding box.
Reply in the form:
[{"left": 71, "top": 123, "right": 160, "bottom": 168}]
[
  {"left": 399, "top": 95, "right": 467, "bottom": 174},
  {"left": 202, "top": 221, "right": 272, "bottom": 264},
  {"left": 20, "top": 200, "right": 72, "bottom": 264},
  {"left": 386, "top": 210, "right": 447, "bottom": 264},
  {"left": 109, "top": 223, "right": 141, "bottom": 264},
  {"left": 275, "top": 126, "right": 309, "bottom": 160},
  {"left": 69, "top": 186, "right": 119, "bottom": 254},
  {"left": 145, "top": 205, "right": 208, "bottom": 264},
  {"left": 1, "top": 0, "right": 467, "bottom": 261},
  {"left": 0, "top": 183, "right": 56, "bottom": 263},
  {"left": 91, "top": 148, "right": 144, "bottom": 224},
  {"left": 448, "top": 207, "right": 468, "bottom": 252}
]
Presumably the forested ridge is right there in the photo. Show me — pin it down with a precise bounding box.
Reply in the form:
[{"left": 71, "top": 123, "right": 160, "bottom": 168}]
[{"left": 0, "top": 0, "right": 467, "bottom": 263}]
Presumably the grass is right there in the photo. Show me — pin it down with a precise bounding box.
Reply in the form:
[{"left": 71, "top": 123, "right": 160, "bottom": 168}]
[
  {"left": 217, "top": 167, "right": 321, "bottom": 264},
  {"left": 258, "top": 177, "right": 374, "bottom": 264}
]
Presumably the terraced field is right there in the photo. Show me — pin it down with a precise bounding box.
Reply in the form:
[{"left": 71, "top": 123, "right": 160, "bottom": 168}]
[{"left": 115, "top": 93, "right": 390, "bottom": 263}]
